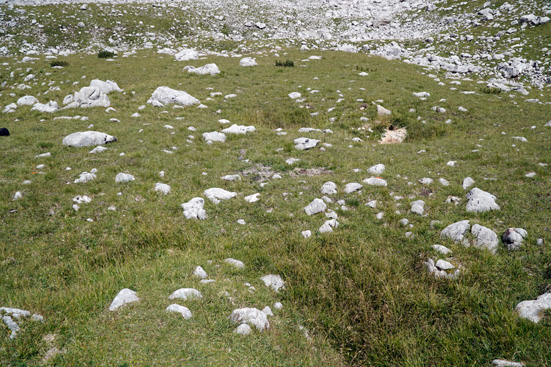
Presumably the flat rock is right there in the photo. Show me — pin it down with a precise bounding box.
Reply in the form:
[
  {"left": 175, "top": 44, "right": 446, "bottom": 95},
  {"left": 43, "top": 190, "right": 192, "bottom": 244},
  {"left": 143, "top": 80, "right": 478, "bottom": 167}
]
[
  {"left": 367, "top": 164, "right": 385, "bottom": 175},
  {"left": 166, "top": 304, "right": 192, "bottom": 319},
  {"left": 225, "top": 258, "right": 244, "bottom": 268},
  {"left": 240, "top": 57, "right": 257, "bottom": 66},
  {"left": 363, "top": 177, "right": 388, "bottom": 186},
  {"left": 221, "top": 124, "right": 255, "bottom": 134},
  {"left": 169, "top": 288, "right": 203, "bottom": 301},
  {"left": 435, "top": 259, "right": 455, "bottom": 270},
  {"left": 174, "top": 49, "right": 198, "bottom": 61},
  {"left": 466, "top": 188, "right": 499, "bottom": 212},
  {"left": 294, "top": 137, "right": 319, "bottom": 150},
  {"left": 202, "top": 131, "right": 226, "bottom": 142},
  {"left": 344, "top": 182, "right": 363, "bottom": 193},
  {"left": 109, "top": 288, "right": 139, "bottom": 311},
  {"left": 230, "top": 308, "right": 269, "bottom": 331},
  {"left": 63, "top": 131, "right": 117, "bottom": 148},
  {"left": 244, "top": 193, "right": 260, "bottom": 203},
  {"left": 181, "top": 197, "right": 207, "bottom": 219},
  {"left": 432, "top": 245, "right": 452, "bottom": 255},
  {"left": 492, "top": 360, "right": 525, "bottom": 367},
  {"left": 463, "top": 177, "right": 475, "bottom": 190},
  {"left": 471, "top": 224, "right": 499, "bottom": 253},
  {"left": 377, "top": 104, "right": 391, "bottom": 116},
  {"left": 516, "top": 292, "right": 551, "bottom": 323},
  {"left": 319, "top": 219, "right": 339, "bottom": 233},
  {"left": 17, "top": 95, "right": 38, "bottom": 106},
  {"left": 204, "top": 188, "right": 236, "bottom": 204},
  {"left": 147, "top": 86, "right": 199, "bottom": 107}
]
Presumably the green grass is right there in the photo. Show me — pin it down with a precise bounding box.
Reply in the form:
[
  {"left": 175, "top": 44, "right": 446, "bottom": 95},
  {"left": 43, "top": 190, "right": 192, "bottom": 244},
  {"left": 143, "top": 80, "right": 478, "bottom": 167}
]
[{"left": 1, "top": 47, "right": 550, "bottom": 366}]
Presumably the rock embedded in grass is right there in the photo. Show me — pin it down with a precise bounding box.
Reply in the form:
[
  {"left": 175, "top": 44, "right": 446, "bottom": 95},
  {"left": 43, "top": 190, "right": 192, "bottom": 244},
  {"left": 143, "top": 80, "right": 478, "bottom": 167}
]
[
  {"left": 224, "top": 258, "right": 244, "bottom": 268},
  {"left": 174, "top": 49, "right": 199, "bottom": 61},
  {"left": 367, "top": 164, "right": 385, "bottom": 175},
  {"left": 221, "top": 124, "right": 255, "bottom": 134},
  {"left": 462, "top": 177, "right": 475, "bottom": 190},
  {"left": 169, "top": 288, "right": 203, "bottom": 301},
  {"left": 344, "top": 182, "right": 363, "bottom": 193},
  {"left": 466, "top": 188, "right": 500, "bottom": 212},
  {"left": 109, "top": 288, "right": 139, "bottom": 311},
  {"left": 294, "top": 137, "right": 319, "bottom": 150},
  {"left": 234, "top": 323, "right": 252, "bottom": 335},
  {"left": 440, "top": 220, "right": 470, "bottom": 243},
  {"left": 154, "top": 183, "right": 170, "bottom": 195},
  {"left": 202, "top": 131, "right": 226, "bottom": 143},
  {"left": 204, "top": 188, "right": 236, "bottom": 204},
  {"left": 187, "top": 63, "right": 220, "bottom": 75},
  {"left": 182, "top": 197, "right": 207, "bottom": 220},
  {"left": 261, "top": 274, "right": 286, "bottom": 292},
  {"left": 304, "top": 198, "right": 326, "bottom": 215},
  {"left": 319, "top": 219, "right": 339, "bottom": 233},
  {"left": 115, "top": 173, "right": 135, "bottom": 183},
  {"left": 166, "top": 304, "right": 192, "bottom": 320},
  {"left": 471, "top": 224, "right": 499, "bottom": 253},
  {"left": 363, "top": 177, "right": 387, "bottom": 186},
  {"left": 63, "top": 131, "right": 117, "bottom": 148},
  {"left": 410, "top": 200, "right": 425, "bottom": 215},
  {"left": 240, "top": 57, "right": 257, "bottom": 66},
  {"left": 516, "top": 292, "right": 551, "bottom": 323},
  {"left": 320, "top": 181, "right": 337, "bottom": 195},
  {"left": 147, "top": 86, "right": 200, "bottom": 107},
  {"left": 502, "top": 228, "right": 527, "bottom": 250},
  {"left": 230, "top": 308, "right": 269, "bottom": 332},
  {"left": 491, "top": 360, "right": 525, "bottom": 367}
]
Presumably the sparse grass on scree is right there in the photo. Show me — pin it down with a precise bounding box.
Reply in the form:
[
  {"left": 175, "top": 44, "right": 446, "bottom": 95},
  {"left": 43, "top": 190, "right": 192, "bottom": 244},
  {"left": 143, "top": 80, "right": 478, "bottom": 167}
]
[{"left": 1, "top": 47, "right": 551, "bottom": 367}]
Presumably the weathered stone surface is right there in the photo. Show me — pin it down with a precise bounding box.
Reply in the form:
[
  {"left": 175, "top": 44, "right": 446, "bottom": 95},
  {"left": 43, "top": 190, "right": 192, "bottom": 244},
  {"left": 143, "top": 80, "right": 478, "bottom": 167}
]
[
  {"left": 466, "top": 188, "right": 499, "bottom": 212},
  {"left": 320, "top": 181, "right": 337, "bottom": 195},
  {"left": 147, "top": 86, "right": 199, "bottom": 107},
  {"left": 516, "top": 292, "right": 551, "bottom": 323},
  {"left": 62, "top": 131, "right": 117, "bottom": 148},
  {"left": 471, "top": 224, "right": 499, "bottom": 253},
  {"left": 502, "top": 228, "right": 527, "bottom": 250},
  {"left": 109, "top": 288, "right": 139, "bottom": 311},
  {"left": 304, "top": 198, "right": 326, "bottom": 215},
  {"left": 166, "top": 304, "right": 192, "bottom": 319},
  {"left": 230, "top": 308, "right": 269, "bottom": 331},
  {"left": 260, "top": 274, "right": 285, "bottom": 292},
  {"left": 204, "top": 188, "right": 236, "bottom": 204},
  {"left": 440, "top": 220, "right": 470, "bottom": 242},
  {"left": 411, "top": 200, "right": 425, "bottom": 215},
  {"left": 169, "top": 288, "right": 203, "bottom": 301}
]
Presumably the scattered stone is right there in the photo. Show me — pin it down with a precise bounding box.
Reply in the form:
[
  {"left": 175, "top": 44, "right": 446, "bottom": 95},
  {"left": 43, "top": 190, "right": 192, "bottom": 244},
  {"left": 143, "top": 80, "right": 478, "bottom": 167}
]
[
  {"left": 166, "top": 304, "right": 192, "bottom": 319},
  {"left": 221, "top": 124, "right": 255, "bottom": 134},
  {"left": 204, "top": 188, "right": 236, "bottom": 204},
  {"left": 89, "top": 146, "right": 107, "bottom": 154},
  {"left": 432, "top": 245, "right": 452, "bottom": 255},
  {"left": 439, "top": 178, "right": 450, "bottom": 186},
  {"left": 367, "top": 164, "right": 385, "bottom": 175},
  {"left": 304, "top": 198, "right": 327, "bottom": 215},
  {"left": 202, "top": 131, "right": 226, "bottom": 142},
  {"left": 441, "top": 220, "right": 470, "bottom": 243},
  {"left": 169, "top": 288, "right": 203, "bottom": 301},
  {"left": 363, "top": 177, "right": 387, "bottom": 186},
  {"left": 344, "top": 182, "right": 363, "bottom": 193},
  {"left": 261, "top": 274, "right": 285, "bottom": 292},
  {"left": 411, "top": 200, "right": 425, "bottom": 215},
  {"left": 225, "top": 258, "right": 245, "bottom": 268},
  {"left": 466, "top": 188, "right": 500, "bottom": 212},
  {"left": 74, "top": 170, "right": 96, "bottom": 184},
  {"left": 182, "top": 197, "right": 207, "bottom": 219},
  {"left": 230, "top": 308, "right": 269, "bottom": 331},
  {"left": 109, "top": 288, "right": 139, "bottom": 311},
  {"left": 491, "top": 360, "right": 525, "bottom": 367},
  {"left": 154, "top": 183, "right": 170, "bottom": 195},
  {"left": 63, "top": 131, "right": 117, "bottom": 148},
  {"left": 2, "top": 316, "right": 19, "bottom": 339},
  {"left": 115, "top": 173, "right": 135, "bottom": 183},
  {"left": 294, "top": 137, "right": 319, "bottom": 150},
  {"left": 193, "top": 266, "right": 208, "bottom": 279},
  {"left": 187, "top": 63, "right": 220, "bottom": 75},
  {"left": 471, "top": 224, "right": 499, "bottom": 253},
  {"left": 380, "top": 128, "right": 407, "bottom": 144},
  {"left": 516, "top": 292, "right": 551, "bottom": 323},
  {"left": 419, "top": 177, "right": 433, "bottom": 185},
  {"left": 319, "top": 219, "right": 339, "bottom": 233},
  {"left": 175, "top": 49, "right": 199, "bottom": 61},
  {"left": 435, "top": 259, "right": 454, "bottom": 270},
  {"left": 244, "top": 193, "right": 260, "bottom": 203},
  {"left": 234, "top": 323, "right": 252, "bottom": 335},
  {"left": 502, "top": 228, "right": 527, "bottom": 250},
  {"left": 221, "top": 174, "right": 241, "bottom": 181},
  {"left": 462, "top": 177, "right": 475, "bottom": 190},
  {"left": 302, "top": 230, "right": 312, "bottom": 238},
  {"left": 240, "top": 57, "right": 257, "bottom": 66},
  {"left": 424, "top": 258, "right": 460, "bottom": 279},
  {"left": 288, "top": 92, "right": 302, "bottom": 99},
  {"left": 376, "top": 105, "right": 391, "bottom": 116},
  {"left": 147, "top": 86, "right": 199, "bottom": 107},
  {"left": 17, "top": 95, "right": 38, "bottom": 106}
]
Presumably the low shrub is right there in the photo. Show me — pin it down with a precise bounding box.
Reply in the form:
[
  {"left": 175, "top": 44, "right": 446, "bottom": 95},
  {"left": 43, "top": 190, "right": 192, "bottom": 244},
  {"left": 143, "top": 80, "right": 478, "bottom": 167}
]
[
  {"left": 275, "top": 59, "right": 294, "bottom": 67},
  {"left": 98, "top": 50, "right": 116, "bottom": 59}
]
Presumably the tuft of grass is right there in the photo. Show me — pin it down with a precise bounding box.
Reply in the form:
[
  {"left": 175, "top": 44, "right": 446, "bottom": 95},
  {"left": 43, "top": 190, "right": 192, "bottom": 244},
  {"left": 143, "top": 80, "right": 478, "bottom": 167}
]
[
  {"left": 98, "top": 50, "right": 116, "bottom": 59},
  {"left": 275, "top": 59, "right": 295, "bottom": 67},
  {"left": 50, "top": 60, "right": 69, "bottom": 67}
]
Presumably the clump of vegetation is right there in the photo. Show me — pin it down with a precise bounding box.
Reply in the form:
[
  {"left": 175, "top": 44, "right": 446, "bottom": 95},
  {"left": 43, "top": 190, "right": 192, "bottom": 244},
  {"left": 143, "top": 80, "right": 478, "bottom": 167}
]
[
  {"left": 481, "top": 87, "right": 503, "bottom": 94},
  {"left": 275, "top": 59, "right": 294, "bottom": 67},
  {"left": 98, "top": 50, "right": 116, "bottom": 59},
  {"left": 50, "top": 60, "right": 69, "bottom": 67}
]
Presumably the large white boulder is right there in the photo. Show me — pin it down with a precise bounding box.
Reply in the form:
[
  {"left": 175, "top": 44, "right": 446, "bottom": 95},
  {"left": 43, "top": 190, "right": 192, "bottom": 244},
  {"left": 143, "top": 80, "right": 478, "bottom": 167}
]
[
  {"left": 17, "top": 95, "right": 38, "bottom": 106},
  {"left": 147, "top": 87, "right": 200, "bottom": 107},
  {"left": 471, "top": 224, "right": 499, "bottom": 253},
  {"left": 230, "top": 308, "right": 269, "bottom": 331},
  {"left": 466, "top": 188, "right": 500, "bottom": 212},
  {"left": 440, "top": 220, "right": 470, "bottom": 243},
  {"left": 240, "top": 57, "right": 257, "bottom": 66},
  {"left": 62, "top": 131, "right": 117, "bottom": 148},
  {"left": 304, "top": 198, "right": 326, "bottom": 215}
]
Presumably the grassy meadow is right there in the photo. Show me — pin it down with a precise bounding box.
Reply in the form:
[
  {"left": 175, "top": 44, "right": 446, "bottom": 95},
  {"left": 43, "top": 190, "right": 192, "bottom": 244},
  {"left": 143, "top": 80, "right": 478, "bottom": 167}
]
[{"left": 1, "top": 47, "right": 551, "bottom": 366}]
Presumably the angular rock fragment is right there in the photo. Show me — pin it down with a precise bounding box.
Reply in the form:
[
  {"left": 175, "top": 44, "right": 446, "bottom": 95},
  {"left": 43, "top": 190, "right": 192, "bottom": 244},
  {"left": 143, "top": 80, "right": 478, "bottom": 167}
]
[
  {"left": 502, "top": 228, "right": 527, "bottom": 250},
  {"left": 304, "top": 198, "right": 326, "bottom": 215},
  {"left": 260, "top": 274, "right": 285, "bottom": 292},
  {"left": 169, "top": 288, "right": 203, "bottom": 301},
  {"left": 441, "top": 220, "right": 470, "bottom": 243},
  {"left": 204, "top": 188, "right": 236, "bottom": 204},
  {"left": 471, "top": 224, "right": 499, "bottom": 253},
  {"left": 516, "top": 292, "right": 551, "bottom": 323},
  {"left": 466, "top": 188, "right": 499, "bottom": 212},
  {"left": 147, "top": 86, "right": 199, "bottom": 107},
  {"left": 321, "top": 181, "right": 337, "bottom": 195},
  {"left": 166, "top": 304, "right": 192, "bottom": 319},
  {"left": 230, "top": 308, "right": 269, "bottom": 331},
  {"left": 63, "top": 131, "right": 117, "bottom": 148},
  {"left": 182, "top": 197, "right": 207, "bottom": 219},
  {"left": 109, "top": 288, "right": 139, "bottom": 311},
  {"left": 294, "top": 137, "right": 319, "bottom": 150}
]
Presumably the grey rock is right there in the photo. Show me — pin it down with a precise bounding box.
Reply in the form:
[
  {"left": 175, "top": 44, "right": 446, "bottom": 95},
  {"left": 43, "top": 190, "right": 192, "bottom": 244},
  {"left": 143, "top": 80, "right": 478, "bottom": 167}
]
[
  {"left": 466, "top": 188, "right": 499, "bottom": 212},
  {"left": 502, "top": 228, "right": 527, "bottom": 250},
  {"left": 62, "top": 131, "right": 117, "bottom": 148},
  {"left": 471, "top": 224, "right": 499, "bottom": 253},
  {"left": 304, "top": 198, "right": 326, "bottom": 215},
  {"left": 516, "top": 292, "right": 551, "bottom": 323},
  {"left": 441, "top": 220, "right": 470, "bottom": 243},
  {"left": 411, "top": 200, "right": 425, "bottom": 215}
]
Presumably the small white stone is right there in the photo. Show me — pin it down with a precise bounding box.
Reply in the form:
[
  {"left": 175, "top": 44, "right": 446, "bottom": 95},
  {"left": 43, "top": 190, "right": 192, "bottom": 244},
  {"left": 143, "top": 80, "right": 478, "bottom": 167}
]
[
  {"left": 225, "top": 258, "right": 244, "bottom": 268},
  {"left": 109, "top": 288, "right": 139, "bottom": 311},
  {"left": 166, "top": 304, "right": 192, "bottom": 319},
  {"left": 193, "top": 266, "right": 208, "bottom": 279},
  {"left": 168, "top": 288, "right": 203, "bottom": 301}
]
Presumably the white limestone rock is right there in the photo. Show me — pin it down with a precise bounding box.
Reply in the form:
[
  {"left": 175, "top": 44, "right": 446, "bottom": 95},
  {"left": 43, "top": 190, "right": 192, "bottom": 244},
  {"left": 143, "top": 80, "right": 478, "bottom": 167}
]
[
  {"left": 411, "top": 200, "right": 425, "bottom": 215},
  {"left": 174, "top": 49, "right": 199, "bottom": 61},
  {"left": 302, "top": 230, "right": 312, "bottom": 238},
  {"left": 491, "top": 360, "right": 525, "bottom": 367},
  {"left": 193, "top": 266, "right": 208, "bottom": 279},
  {"left": 169, "top": 288, "right": 203, "bottom": 301},
  {"left": 31, "top": 101, "right": 59, "bottom": 113},
  {"left": 424, "top": 258, "right": 460, "bottom": 279},
  {"left": 147, "top": 86, "right": 199, "bottom": 107},
  {"left": 304, "top": 198, "right": 326, "bottom": 215},
  {"left": 344, "top": 182, "right": 363, "bottom": 193},
  {"left": 230, "top": 308, "right": 269, "bottom": 332},
  {"left": 225, "top": 258, "right": 244, "bottom": 268},
  {"left": 202, "top": 131, "right": 226, "bottom": 142},
  {"left": 17, "top": 95, "right": 38, "bottom": 106},
  {"left": 240, "top": 57, "right": 257, "bottom": 66},
  {"left": 115, "top": 173, "right": 135, "bottom": 183},
  {"left": 321, "top": 181, "right": 337, "bottom": 195},
  {"left": 187, "top": 63, "right": 220, "bottom": 76},
  {"left": 441, "top": 220, "right": 470, "bottom": 243},
  {"left": 319, "top": 219, "right": 339, "bottom": 233},
  {"left": 294, "top": 137, "right": 319, "bottom": 150},
  {"left": 63, "top": 131, "right": 117, "bottom": 148},
  {"left": 261, "top": 274, "right": 285, "bottom": 292},
  {"left": 234, "top": 323, "right": 252, "bottom": 335},
  {"left": 109, "top": 288, "right": 139, "bottom": 311},
  {"left": 432, "top": 245, "right": 452, "bottom": 255},
  {"left": 367, "top": 164, "right": 385, "bottom": 175},
  {"left": 74, "top": 171, "right": 96, "bottom": 184},
  {"left": 154, "top": 183, "right": 170, "bottom": 195},
  {"left": 89, "top": 146, "right": 108, "bottom": 154},
  {"left": 288, "top": 92, "right": 302, "bottom": 99},
  {"left": 166, "top": 304, "right": 192, "bottom": 320},
  {"left": 463, "top": 177, "right": 475, "bottom": 190},
  {"left": 204, "top": 188, "right": 236, "bottom": 204},
  {"left": 516, "top": 292, "right": 551, "bottom": 323},
  {"left": 376, "top": 105, "right": 391, "bottom": 116},
  {"left": 244, "top": 193, "right": 260, "bottom": 203},
  {"left": 502, "top": 228, "right": 527, "bottom": 250},
  {"left": 182, "top": 197, "right": 207, "bottom": 220},
  {"left": 363, "top": 177, "right": 387, "bottom": 186},
  {"left": 221, "top": 174, "right": 241, "bottom": 181},
  {"left": 466, "top": 188, "right": 499, "bottom": 213},
  {"left": 2, "top": 316, "right": 19, "bottom": 339},
  {"left": 221, "top": 124, "right": 255, "bottom": 134},
  {"left": 435, "top": 259, "right": 455, "bottom": 271},
  {"left": 471, "top": 224, "right": 499, "bottom": 253}
]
